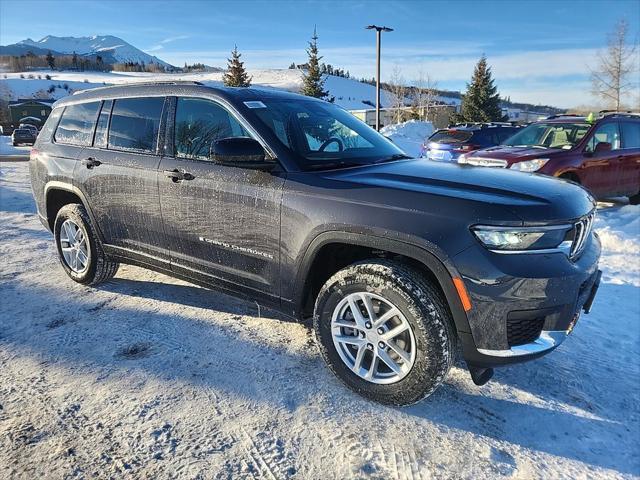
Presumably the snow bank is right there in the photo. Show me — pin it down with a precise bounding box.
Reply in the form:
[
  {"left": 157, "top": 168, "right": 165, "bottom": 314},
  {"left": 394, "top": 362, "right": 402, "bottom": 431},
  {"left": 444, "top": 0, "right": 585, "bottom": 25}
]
[
  {"left": 594, "top": 204, "right": 640, "bottom": 287},
  {"left": 380, "top": 120, "right": 434, "bottom": 157}
]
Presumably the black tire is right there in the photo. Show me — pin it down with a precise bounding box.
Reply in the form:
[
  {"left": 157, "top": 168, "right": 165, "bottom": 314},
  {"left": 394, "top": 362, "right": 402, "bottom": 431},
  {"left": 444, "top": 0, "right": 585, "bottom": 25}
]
[
  {"left": 629, "top": 192, "right": 640, "bottom": 205},
  {"left": 54, "top": 203, "right": 119, "bottom": 285},
  {"left": 13, "top": 142, "right": 18, "bottom": 146},
  {"left": 313, "top": 260, "right": 456, "bottom": 406}
]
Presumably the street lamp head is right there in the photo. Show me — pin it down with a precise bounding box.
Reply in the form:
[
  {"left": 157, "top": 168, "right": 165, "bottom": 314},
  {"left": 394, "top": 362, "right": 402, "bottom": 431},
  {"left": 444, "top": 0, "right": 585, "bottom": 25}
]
[{"left": 366, "top": 25, "right": 394, "bottom": 32}]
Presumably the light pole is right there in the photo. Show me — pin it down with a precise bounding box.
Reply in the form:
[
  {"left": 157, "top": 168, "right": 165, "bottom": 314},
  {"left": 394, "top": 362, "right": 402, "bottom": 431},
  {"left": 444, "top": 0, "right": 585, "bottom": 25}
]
[{"left": 366, "top": 25, "right": 393, "bottom": 131}]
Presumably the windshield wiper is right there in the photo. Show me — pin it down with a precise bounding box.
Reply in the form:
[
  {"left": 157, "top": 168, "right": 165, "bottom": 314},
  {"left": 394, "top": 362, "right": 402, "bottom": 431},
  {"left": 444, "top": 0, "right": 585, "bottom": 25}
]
[
  {"left": 509, "top": 144, "right": 548, "bottom": 149},
  {"left": 306, "top": 161, "right": 368, "bottom": 171},
  {"left": 375, "top": 153, "right": 413, "bottom": 163}
]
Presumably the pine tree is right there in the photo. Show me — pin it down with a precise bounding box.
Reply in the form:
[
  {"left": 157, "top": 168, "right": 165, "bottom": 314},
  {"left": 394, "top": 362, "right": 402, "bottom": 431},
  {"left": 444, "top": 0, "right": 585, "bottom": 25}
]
[
  {"left": 301, "top": 28, "right": 330, "bottom": 100},
  {"left": 457, "top": 56, "right": 506, "bottom": 122},
  {"left": 222, "top": 45, "right": 252, "bottom": 87},
  {"left": 46, "top": 50, "right": 55, "bottom": 70}
]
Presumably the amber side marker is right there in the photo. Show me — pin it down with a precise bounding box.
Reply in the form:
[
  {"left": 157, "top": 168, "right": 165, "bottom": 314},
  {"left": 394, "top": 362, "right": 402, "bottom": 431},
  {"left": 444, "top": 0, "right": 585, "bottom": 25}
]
[{"left": 453, "top": 278, "right": 472, "bottom": 312}]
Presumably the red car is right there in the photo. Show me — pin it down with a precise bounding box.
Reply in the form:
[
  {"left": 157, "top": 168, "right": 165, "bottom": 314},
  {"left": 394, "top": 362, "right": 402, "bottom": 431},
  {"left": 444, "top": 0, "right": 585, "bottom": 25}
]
[{"left": 460, "top": 113, "right": 640, "bottom": 203}]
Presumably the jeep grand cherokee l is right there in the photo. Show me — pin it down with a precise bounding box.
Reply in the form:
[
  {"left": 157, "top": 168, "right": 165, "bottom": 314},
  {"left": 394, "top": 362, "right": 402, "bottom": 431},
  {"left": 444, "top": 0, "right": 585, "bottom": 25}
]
[
  {"left": 29, "top": 82, "right": 602, "bottom": 405},
  {"left": 459, "top": 113, "right": 640, "bottom": 204}
]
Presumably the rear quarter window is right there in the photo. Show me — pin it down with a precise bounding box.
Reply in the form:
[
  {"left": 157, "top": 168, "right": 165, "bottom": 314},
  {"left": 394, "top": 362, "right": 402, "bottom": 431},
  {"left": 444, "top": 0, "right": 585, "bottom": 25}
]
[
  {"left": 54, "top": 102, "right": 101, "bottom": 146},
  {"left": 108, "top": 97, "right": 164, "bottom": 153}
]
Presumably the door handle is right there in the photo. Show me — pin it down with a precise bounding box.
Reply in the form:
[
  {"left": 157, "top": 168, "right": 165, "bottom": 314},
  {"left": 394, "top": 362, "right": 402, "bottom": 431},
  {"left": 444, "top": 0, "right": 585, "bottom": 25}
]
[
  {"left": 81, "top": 157, "right": 101, "bottom": 169},
  {"left": 164, "top": 169, "right": 195, "bottom": 182}
]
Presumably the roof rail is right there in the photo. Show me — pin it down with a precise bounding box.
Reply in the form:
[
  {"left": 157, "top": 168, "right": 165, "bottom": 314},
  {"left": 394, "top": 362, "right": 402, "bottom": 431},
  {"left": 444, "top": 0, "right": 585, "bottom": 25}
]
[
  {"left": 545, "top": 113, "right": 583, "bottom": 119},
  {"left": 598, "top": 110, "right": 640, "bottom": 118},
  {"left": 72, "top": 80, "right": 205, "bottom": 95}
]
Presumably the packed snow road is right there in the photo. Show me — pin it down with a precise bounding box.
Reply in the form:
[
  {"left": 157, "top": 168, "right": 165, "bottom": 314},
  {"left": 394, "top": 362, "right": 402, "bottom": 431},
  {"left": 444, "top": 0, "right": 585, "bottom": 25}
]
[{"left": 0, "top": 161, "right": 638, "bottom": 479}]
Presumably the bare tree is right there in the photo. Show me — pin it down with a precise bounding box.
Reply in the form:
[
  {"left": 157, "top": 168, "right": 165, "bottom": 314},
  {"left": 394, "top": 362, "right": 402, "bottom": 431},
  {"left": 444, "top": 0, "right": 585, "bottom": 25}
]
[
  {"left": 413, "top": 70, "right": 439, "bottom": 121},
  {"left": 591, "top": 19, "right": 639, "bottom": 111},
  {"left": 388, "top": 65, "right": 406, "bottom": 123}
]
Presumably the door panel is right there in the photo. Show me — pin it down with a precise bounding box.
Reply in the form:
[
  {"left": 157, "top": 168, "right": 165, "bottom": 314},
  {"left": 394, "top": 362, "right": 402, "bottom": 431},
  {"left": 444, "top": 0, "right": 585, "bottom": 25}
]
[
  {"left": 580, "top": 122, "right": 623, "bottom": 197},
  {"left": 619, "top": 122, "right": 640, "bottom": 195},
  {"left": 159, "top": 96, "right": 284, "bottom": 299},
  {"left": 74, "top": 97, "right": 168, "bottom": 260}
]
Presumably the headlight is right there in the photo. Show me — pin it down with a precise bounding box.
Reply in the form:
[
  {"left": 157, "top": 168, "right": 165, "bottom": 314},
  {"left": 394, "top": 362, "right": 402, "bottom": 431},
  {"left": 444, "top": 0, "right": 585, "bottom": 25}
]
[
  {"left": 458, "top": 156, "right": 508, "bottom": 167},
  {"left": 509, "top": 158, "right": 549, "bottom": 172},
  {"left": 472, "top": 225, "right": 571, "bottom": 252}
]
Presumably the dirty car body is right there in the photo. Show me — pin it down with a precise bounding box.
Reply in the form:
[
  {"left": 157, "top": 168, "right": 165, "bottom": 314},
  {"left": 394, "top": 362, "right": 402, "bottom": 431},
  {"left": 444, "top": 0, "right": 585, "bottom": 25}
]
[{"left": 29, "top": 83, "right": 601, "bottom": 404}]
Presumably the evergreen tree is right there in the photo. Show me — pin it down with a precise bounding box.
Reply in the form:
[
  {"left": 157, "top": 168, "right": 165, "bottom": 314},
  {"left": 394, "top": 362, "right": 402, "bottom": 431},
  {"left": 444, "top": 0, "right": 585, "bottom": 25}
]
[
  {"left": 46, "top": 50, "right": 55, "bottom": 70},
  {"left": 301, "top": 28, "right": 330, "bottom": 100},
  {"left": 222, "top": 45, "right": 252, "bottom": 87},
  {"left": 288, "top": 62, "right": 296, "bottom": 69},
  {"left": 456, "top": 56, "right": 506, "bottom": 122},
  {"left": 72, "top": 51, "right": 78, "bottom": 69}
]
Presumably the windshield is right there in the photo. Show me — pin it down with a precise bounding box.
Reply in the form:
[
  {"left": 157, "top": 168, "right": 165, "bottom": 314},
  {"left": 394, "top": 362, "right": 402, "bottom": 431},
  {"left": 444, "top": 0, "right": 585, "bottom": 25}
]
[
  {"left": 502, "top": 122, "right": 590, "bottom": 149},
  {"left": 429, "top": 130, "right": 473, "bottom": 144},
  {"left": 249, "top": 99, "right": 406, "bottom": 169}
]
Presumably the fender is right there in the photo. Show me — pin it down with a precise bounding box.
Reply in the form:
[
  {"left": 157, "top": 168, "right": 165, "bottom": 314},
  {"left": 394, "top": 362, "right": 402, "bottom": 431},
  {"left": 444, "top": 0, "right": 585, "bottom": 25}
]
[
  {"left": 43, "top": 181, "right": 106, "bottom": 242},
  {"left": 293, "top": 231, "right": 473, "bottom": 336}
]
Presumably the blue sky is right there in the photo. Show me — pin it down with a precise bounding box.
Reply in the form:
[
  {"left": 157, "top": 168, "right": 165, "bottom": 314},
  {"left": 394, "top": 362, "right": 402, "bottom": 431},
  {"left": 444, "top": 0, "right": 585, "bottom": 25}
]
[{"left": 1, "top": 0, "right": 639, "bottom": 107}]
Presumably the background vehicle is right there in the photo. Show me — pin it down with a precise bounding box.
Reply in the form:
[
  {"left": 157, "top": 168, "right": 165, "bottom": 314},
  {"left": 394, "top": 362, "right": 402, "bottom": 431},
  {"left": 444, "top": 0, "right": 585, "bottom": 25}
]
[
  {"left": 19, "top": 123, "right": 39, "bottom": 135},
  {"left": 12, "top": 128, "right": 37, "bottom": 146},
  {"left": 461, "top": 113, "right": 640, "bottom": 203},
  {"left": 29, "top": 83, "right": 601, "bottom": 405},
  {"left": 422, "top": 123, "right": 520, "bottom": 162}
]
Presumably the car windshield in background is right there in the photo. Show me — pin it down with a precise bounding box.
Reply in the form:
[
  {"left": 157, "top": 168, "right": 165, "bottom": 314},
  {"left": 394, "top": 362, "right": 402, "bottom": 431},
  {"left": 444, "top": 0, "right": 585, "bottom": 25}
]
[
  {"left": 503, "top": 122, "right": 590, "bottom": 149},
  {"left": 429, "top": 130, "right": 474, "bottom": 144},
  {"left": 249, "top": 99, "right": 406, "bottom": 169}
]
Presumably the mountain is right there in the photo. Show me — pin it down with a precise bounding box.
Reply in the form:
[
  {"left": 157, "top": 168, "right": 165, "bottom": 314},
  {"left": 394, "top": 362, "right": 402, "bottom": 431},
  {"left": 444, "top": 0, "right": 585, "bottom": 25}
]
[{"left": 2, "top": 35, "right": 173, "bottom": 68}]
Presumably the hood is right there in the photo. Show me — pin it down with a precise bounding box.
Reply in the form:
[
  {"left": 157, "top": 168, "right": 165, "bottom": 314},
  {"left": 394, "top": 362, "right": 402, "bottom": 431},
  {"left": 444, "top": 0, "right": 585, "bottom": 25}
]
[
  {"left": 470, "top": 145, "right": 565, "bottom": 162},
  {"left": 323, "top": 159, "right": 595, "bottom": 224}
]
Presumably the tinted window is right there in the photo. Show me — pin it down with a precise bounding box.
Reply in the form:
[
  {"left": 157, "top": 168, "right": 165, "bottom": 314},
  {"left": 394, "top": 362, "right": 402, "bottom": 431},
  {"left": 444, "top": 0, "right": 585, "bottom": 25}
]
[
  {"left": 94, "top": 100, "right": 113, "bottom": 148},
  {"left": 621, "top": 122, "right": 640, "bottom": 149},
  {"left": 108, "top": 97, "right": 164, "bottom": 153},
  {"left": 175, "top": 97, "right": 250, "bottom": 159},
  {"left": 585, "top": 122, "right": 621, "bottom": 152},
  {"left": 55, "top": 102, "right": 100, "bottom": 146},
  {"left": 429, "top": 130, "right": 473, "bottom": 144}
]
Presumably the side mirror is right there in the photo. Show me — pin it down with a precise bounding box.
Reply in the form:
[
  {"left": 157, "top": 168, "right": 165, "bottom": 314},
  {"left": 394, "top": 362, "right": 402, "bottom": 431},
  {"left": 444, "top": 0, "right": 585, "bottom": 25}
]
[
  {"left": 210, "top": 137, "right": 271, "bottom": 169},
  {"left": 594, "top": 141, "right": 612, "bottom": 153}
]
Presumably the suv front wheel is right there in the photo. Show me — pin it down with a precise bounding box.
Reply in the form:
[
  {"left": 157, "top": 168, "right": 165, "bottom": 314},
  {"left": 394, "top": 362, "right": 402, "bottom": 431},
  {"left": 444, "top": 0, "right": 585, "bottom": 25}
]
[
  {"left": 313, "top": 260, "right": 456, "bottom": 405},
  {"left": 54, "top": 203, "right": 119, "bottom": 285}
]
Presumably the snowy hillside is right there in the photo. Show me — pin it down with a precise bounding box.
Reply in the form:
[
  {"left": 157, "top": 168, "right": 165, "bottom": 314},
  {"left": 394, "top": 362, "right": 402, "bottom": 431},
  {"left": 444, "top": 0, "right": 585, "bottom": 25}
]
[
  {"left": 0, "top": 69, "right": 403, "bottom": 110},
  {"left": 12, "top": 35, "right": 172, "bottom": 68}
]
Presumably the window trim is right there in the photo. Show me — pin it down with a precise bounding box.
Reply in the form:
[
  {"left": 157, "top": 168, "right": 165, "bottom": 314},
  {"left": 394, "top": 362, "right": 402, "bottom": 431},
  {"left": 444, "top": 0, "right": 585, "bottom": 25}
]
[
  {"left": 53, "top": 101, "right": 101, "bottom": 147},
  {"left": 91, "top": 99, "right": 114, "bottom": 148},
  {"left": 106, "top": 96, "right": 167, "bottom": 156}
]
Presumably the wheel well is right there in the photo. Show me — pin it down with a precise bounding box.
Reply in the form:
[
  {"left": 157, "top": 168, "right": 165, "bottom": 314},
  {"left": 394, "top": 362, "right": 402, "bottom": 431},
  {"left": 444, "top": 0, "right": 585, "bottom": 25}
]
[
  {"left": 559, "top": 171, "right": 580, "bottom": 184},
  {"left": 46, "top": 189, "right": 83, "bottom": 230},
  {"left": 300, "top": 242, "right": 443, "bottom": 318}
]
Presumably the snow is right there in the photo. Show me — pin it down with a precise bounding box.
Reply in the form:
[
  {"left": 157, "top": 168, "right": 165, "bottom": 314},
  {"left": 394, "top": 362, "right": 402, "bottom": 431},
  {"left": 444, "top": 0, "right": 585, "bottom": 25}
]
[
  {"left": 0, "top": 136, "right": 31, "bottom": 156},
  {"left": 381, "top": 120, "right": 435, "bottom": 157},
  {"left": 0, "top": 161, "right": 639, "bottom": 478},
  {"left": 0, "top": 69, "right": 401, "bottom": 111}
]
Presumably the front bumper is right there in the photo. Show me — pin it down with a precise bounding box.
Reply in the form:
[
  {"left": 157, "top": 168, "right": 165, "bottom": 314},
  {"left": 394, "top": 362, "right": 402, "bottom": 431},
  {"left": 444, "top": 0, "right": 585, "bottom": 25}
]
[{"left": 453, "top": 232, "right": 601, "bottom": 368}]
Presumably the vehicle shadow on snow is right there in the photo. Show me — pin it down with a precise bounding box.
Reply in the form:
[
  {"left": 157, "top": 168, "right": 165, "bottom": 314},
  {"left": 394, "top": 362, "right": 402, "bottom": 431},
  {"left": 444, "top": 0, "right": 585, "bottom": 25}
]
[{"left": 3, "top": 278, "right": 636, "bottom": 476}]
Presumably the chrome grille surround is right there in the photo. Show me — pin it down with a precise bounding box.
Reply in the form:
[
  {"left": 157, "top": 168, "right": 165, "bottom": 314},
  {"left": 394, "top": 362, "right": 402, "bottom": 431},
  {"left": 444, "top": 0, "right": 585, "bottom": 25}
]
[{"left": 569, "top": 211, "right": 595, "bottom": 260}]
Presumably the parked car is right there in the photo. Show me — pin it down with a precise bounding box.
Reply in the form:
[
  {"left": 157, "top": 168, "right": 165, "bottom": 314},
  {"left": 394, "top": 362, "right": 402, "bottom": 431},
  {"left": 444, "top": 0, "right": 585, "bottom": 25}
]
[
  {"left": 421, "top": 123, "right": 520, "bottom": 162},
  {"left": 29, "top": 83, "right": 601, "bottom": 405},
  {"left": 19, "top": 123, "right": 39, "bottom": 134},
  {"left": 12, "top": 128, "right": 37, "bottom": 146},
  {"left": 459, "top": 113, "right": 640, "bottom": 203}
]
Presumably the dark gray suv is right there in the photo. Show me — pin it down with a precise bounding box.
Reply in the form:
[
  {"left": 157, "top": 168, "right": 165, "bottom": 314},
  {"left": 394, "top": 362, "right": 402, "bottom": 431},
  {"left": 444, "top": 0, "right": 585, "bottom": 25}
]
[{"left": 29, "top": 82, "right": 602, "bottom": 405}]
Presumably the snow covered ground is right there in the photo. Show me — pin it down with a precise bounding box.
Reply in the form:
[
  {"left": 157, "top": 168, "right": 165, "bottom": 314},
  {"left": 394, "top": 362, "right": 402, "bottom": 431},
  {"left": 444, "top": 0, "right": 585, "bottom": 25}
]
[
  {"left": 0, "top": 161, "right": 638, "bottom": 479},
  {"left": 381, "top": 120, "right": 434, "bottom": 157},
  {"left": 0, "top": 136, "right": 31, "bottom": 157},
  {"left": 0, "top": 69, "right": 404, "bottom": 111}
]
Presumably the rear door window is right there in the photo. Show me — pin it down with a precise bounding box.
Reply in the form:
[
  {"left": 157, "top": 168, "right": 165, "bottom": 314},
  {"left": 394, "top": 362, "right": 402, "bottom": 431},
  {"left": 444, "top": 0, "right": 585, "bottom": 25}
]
[
  {"left": 621, "top": 122, "right": 640, "bottom": 149},
  {"left": 585, "top": 122, "right": 621, "bottom": 152},
  {"left": 108, "top": 97, "right": 164, "bottom": 153},
  {"left": 54, "top": 102, "right": 101, "bottom": 146},
  {"left": 429, "top": 130, "right": 473, "bottom": 144}
]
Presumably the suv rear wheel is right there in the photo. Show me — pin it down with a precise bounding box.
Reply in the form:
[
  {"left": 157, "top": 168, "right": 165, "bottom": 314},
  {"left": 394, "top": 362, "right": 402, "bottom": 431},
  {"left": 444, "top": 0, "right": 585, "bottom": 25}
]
[
  {"left": 54, "top": 203, "right": 119, "bottom": 285},
  {"left": 313, "top": 260, "right": 456, "bottom": 405}
]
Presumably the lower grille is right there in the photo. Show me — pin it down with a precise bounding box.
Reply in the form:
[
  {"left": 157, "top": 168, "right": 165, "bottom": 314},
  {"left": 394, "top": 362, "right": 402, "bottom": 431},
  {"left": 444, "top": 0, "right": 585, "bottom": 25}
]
[{"left": 507, "top": 316, "right": 545, "bottom": 347}]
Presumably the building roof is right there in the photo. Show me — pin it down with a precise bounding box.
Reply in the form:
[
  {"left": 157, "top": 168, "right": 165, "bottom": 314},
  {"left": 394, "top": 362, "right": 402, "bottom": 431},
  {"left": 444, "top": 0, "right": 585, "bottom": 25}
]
[{"left": 9, "top": 99, "right": 56, "bottom": 107}]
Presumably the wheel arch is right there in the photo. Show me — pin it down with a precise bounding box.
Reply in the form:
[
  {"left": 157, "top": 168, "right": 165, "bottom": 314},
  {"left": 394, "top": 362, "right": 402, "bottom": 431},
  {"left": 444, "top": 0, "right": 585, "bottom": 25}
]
[
  {"left": 44, "top": 182, "right": 102, "bottom": 240},
  {"left": 294, "top": 231, "right": 472, "bottom": 336}
]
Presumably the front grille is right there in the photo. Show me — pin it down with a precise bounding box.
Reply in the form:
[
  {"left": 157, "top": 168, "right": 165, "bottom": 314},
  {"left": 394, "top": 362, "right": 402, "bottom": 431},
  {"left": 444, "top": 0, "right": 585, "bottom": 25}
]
[
  {"left": 569, "top": 212, "right": 595, "bottom": 260},
  {"left": 507, "top": 316, "right": 545, "bottom": 347}
]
